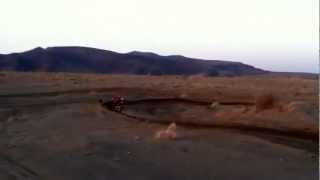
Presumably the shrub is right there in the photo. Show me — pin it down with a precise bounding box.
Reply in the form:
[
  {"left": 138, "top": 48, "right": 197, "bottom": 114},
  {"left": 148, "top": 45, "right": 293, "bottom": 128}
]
[{"left": 255, "top": 93, "right": 276, "bottom": 110}]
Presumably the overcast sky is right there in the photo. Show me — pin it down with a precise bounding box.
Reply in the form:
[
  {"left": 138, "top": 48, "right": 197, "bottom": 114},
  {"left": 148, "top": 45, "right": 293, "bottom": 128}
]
[{"left": 0, "top": 0, "right": 318, "bottom": 73}]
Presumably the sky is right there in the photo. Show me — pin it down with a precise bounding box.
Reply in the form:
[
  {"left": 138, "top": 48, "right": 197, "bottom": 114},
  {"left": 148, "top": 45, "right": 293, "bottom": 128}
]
[{"left": 0, "top": 0, "right": 319, "bottom": 73}]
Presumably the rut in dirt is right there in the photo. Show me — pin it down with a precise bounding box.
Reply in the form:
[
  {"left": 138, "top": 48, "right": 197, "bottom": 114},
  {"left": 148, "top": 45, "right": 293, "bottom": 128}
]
[{"left": 100, "top": 98, "right": 318, "bottom": 142}]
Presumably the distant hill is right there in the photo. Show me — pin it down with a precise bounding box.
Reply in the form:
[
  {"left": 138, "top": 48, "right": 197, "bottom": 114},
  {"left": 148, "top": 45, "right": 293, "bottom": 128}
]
[{"left": 0, "top": 46, "right": 267, "bottom": 76}]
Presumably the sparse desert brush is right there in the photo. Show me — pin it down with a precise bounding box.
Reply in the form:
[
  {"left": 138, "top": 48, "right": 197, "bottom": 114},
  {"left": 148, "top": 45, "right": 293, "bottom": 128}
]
[
  {"left": 255, "top": 93, "right": 276, "bottom": 111},
  {"left": 209, "top": 102, "right": 219, "bottom": 110},
  {"left": 284, "top": 101, "right": 314, "bottom": 114},
  {"left": 155, "top": 122, "right": 177, "bottom": 140},
  {"left": 179, "top": 93, "right": 188, "bottom": 98}
]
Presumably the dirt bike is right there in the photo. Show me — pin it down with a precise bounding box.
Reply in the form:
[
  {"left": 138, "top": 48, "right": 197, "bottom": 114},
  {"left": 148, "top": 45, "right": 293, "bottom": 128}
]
[
  {"left": 113, "top": 105, "right": 123, "bottom": 112},
  {"left": 99, "top": 98, "right": 124, "bottom": 112}
]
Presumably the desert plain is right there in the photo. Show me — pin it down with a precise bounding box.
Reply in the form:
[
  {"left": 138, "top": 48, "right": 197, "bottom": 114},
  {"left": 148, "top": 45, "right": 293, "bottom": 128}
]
[{"left": 0, "top": 71, "right": 318, "bottom": 180}]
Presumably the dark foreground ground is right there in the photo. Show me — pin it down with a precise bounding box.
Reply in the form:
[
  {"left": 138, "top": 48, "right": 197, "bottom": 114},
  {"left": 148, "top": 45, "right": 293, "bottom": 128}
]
[{"left": 0, "top": 72, "right": 318, "bottom": 180}]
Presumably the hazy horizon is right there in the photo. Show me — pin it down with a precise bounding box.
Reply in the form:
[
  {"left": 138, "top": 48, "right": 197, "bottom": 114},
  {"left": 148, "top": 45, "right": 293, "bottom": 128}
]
[{"left": 1, "top": 0, "right": 319, "bottom": 73}]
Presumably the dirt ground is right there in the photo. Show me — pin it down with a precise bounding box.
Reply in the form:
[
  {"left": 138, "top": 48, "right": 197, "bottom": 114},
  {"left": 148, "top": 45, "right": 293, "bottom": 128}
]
[{"left": 0, "top": 71, "right": 318, "bottom": 180}]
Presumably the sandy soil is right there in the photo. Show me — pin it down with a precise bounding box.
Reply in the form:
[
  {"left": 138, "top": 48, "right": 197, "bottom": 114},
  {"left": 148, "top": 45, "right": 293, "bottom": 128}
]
[{"left": 0, "top": 71, "right": 318, "bottom": 180}]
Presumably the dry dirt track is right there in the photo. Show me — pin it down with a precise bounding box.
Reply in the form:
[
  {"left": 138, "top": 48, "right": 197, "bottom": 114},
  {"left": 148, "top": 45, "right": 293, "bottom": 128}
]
[{"left": 0, "top": 88, "right": 318, "bottom": 180}]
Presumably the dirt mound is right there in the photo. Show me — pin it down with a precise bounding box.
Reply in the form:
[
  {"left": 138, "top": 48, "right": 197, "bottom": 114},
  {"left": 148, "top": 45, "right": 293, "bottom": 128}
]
[{"left": 155, "top": 122, "right": 178, "bottom": 140}]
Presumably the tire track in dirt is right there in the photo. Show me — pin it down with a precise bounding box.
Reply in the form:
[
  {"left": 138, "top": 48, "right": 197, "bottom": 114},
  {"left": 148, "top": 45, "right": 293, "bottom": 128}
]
[
  {"left": 0, "top": 153, "right": 40, "bottom": 180},
  {"left": 0, "top": 87, "right": 143, "bottom": 98}
]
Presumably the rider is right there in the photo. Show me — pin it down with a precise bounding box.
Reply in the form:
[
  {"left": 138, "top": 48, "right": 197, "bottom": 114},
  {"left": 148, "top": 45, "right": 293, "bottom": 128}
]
[{"left": 111, "top": 96, "right": 125, "bottom": 112}]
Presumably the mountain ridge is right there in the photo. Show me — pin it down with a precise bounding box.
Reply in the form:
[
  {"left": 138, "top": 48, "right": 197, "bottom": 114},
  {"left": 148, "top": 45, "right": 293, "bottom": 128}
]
[{"left": 0, "top": 46, "right": 267, "bottom": 76}]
